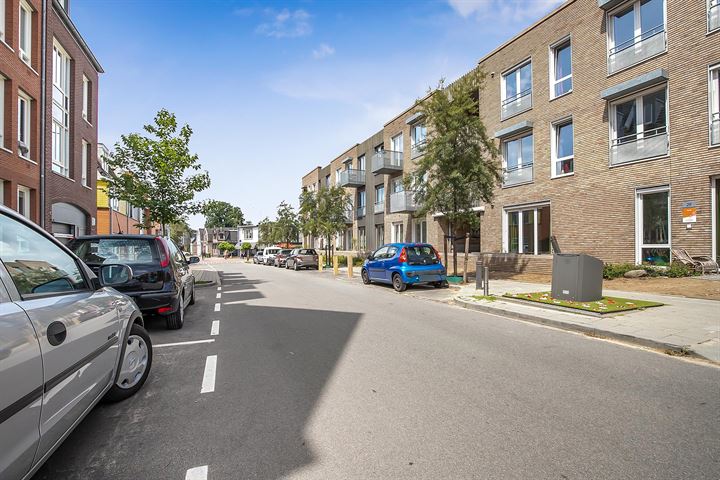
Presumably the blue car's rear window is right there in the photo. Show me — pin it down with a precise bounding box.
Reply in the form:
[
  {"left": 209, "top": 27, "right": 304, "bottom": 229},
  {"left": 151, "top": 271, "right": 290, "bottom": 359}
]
[{"left": 405, "top": 245, "right": 439, "bottom": 265}]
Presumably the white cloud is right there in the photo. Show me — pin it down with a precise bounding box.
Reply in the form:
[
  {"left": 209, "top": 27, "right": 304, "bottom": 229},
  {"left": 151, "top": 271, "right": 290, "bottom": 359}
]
[
  {"left": 256, "top": 9, "right": 312, "bottom": 38},
  {"left": 312, "top": 43, "right": 335, "bottom": 60},
  {"left": 447, "top": 0, "right": 563, "bottom": 23}
]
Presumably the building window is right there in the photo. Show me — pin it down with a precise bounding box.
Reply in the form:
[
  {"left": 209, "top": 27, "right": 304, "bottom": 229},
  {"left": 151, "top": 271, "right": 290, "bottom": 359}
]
[
  {"left": 711, "top": 0, "right": 720, "bottom": 32},
  {"left": 414, "top": 219, "right": 427, "bottom": 243},
  {"left": 501, "top": 60, "right": 532, "bottom": 119},
  {"left": 374, "top": 184, "right": 384, "bottom": 214},
  {"left": 710, "top": 64, "right": 720, "bottom": 146},
  {"left": 17, "top": 185, "right": 30, "bottom": 218},
  {"left": 357, "top": 189, "right": 366, "bottom": 218},
  {"left": 0, "top": 0, "right": 5, "bottom": 42},
  {"left": 357, "top": 154, "right": 365, "bottom": 171},
  {"left": 636, "top": 186, "right": 670, "bottom": 265},
  {"left": 551, "top": 119, "right": 574, "bottom": 177},
  {"left": 82, "top": 75, "right": 90, "bottom": 122},
  {"left": 610, "top": 86, "right": 668, "bottom": 165},
  {"left": 550, "top": 38, "right": 572, "bottom": 99},
  {"left": 375, "top": 224, "right": 384, "bottom": 246},
  {"left": 335, "top": 167, "right": 341, "bottom": 184},
  {"left": 358, "top": 227, "right": 366, "bottom": 250},
  {"left": 607, "top": 0, "right": 666, "bottom": 74},
  {"left": 52, "top": 43, "right": 71, "bottom": 177},
  {"left": 19, "top": 1, "right": 32, "bottom": 64},
  {"left": 0, "top": 75, "right": 5, "bottom": 149},
  {"left": 81, "top": 140, "right": 89, "bottom": 186},
  {"left": 18, "top": 92, "right": 31, "bottom": 159},
  {"left": 391, "top": 222, "right": 404, "bottom": 243},
  {"left": 411, "top": 123, "right": 426, "bottom": 158},
  {"left": 391, "top": 177, "right": 403, "bottom": 193},
  {"left": 504, "top": 204, "right": 551, "bottom": 255},
  {"left": 325, "top": 174, "right": 330, "bottom": 188},
  {"left": 0, "top": 179, "right": 4, "bottom": 205},
  {"left": 502, "top": 133, "right": 533, "bottom": 187}
]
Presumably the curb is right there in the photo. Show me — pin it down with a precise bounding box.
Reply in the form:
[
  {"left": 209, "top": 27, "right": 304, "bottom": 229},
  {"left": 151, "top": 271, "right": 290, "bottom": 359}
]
[{"left": 453, "top": 297, "right": 715, "bottom": 364}]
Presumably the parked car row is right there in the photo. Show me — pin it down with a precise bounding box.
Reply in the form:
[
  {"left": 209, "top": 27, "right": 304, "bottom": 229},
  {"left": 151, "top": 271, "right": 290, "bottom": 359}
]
[{"left": 254, "top": 247, "right": 319, "bottom": 270}]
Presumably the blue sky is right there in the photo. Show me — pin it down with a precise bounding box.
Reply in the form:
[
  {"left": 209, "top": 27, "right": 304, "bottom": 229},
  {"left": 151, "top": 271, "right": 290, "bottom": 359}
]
[{"left": 71, "top": 0, "right": 562, "bottom": 229}]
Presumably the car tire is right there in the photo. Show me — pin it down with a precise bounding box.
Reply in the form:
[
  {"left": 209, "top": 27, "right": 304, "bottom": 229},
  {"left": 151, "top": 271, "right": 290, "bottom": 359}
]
[
  {"left": 188, "top": 283, "right": 196, "bottom": 305},
  {"left": 432, "top": 281, "right": 443, "bottom": 288},
  {"left": 103, "top": 322, "right": 152, "bottom": 403},
  {"left": 294, "top": 262, "right": 299, "bottom": 271},
  {"left": 361, "top": 269, "right": 371, "bottom": 284},
  {"left": 392, "top": 273, "right": 407, "bottom": 292},
  {"left": 165, "top": 295, "right": 184, "bottom": 330}
]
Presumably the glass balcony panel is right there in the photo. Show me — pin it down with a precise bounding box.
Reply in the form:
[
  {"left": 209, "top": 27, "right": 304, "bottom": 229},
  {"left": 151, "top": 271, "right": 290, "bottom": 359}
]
[
  {"left": 503, "top": 163, "right": 533, "bottom": 186},
  {"left": 608, "top": 28, "right": 666, "bottom": 74},
  {"left": 389, "top": 191, "right": 418, "bottom": 213},
  {"left": 371, "top": 151, "right": 403, "bottom": 174},
  {"left": 610, "top": 131, "right": 668, "bottom": 165},
  {"left": 339, "top": 168, "right": 366, "bottom": 187},
  {"left": 501, "top": 89, "right": 532, "bottom": 120}
]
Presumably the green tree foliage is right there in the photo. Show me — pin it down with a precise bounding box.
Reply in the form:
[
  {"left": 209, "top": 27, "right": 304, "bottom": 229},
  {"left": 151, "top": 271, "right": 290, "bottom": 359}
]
[
  {"left": 408, "top": 68, "right": 500, "bottom": 275},
  {"left": 203, "top": 200, "right": 245, "bottom": 229},
  {"left": 272, "top": 201, "right": 299, "bottom": 246},
  {"left": 257, "top": 217, "right": 276, "bottom": 246},
  {"left": 104, "top": 109, "right": 211, "bottom": 235},
  {"left": 169, "top": 218, "right": 193, "bottom": 250},
  {"left": 298, "top": 189, "right": 319, "bottom": 245},
  {"left": 217, "top": 241, "right": 235, "bottom": 253},
  {"left": 299, "top": 187, "right": 351, "bottom": 263},
  {"left": 240, "top": 242, "right": 252, "bottom": 252}
]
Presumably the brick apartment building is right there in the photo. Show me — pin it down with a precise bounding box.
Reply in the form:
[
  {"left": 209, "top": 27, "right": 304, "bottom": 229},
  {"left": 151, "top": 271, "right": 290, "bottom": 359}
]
[
  {"left": 299, "top": 0, "right": 720, "bottom": 272},
  {"left": 0, "top": 0, "right": 102, "bottom": 242}
]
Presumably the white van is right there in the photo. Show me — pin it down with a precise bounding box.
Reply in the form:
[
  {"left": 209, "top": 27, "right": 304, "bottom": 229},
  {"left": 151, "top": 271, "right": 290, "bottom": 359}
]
[{"left": 262, "top": 247, "right": 281, "bottom": 265}]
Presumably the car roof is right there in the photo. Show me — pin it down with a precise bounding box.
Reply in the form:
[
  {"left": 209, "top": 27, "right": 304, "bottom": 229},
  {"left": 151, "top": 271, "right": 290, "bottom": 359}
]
[
  {"left": 74, "top": 234, "right": 160, "bottom": 240},
  {"left": 383, "top": 242, "right": 432, "bottom": 248}
]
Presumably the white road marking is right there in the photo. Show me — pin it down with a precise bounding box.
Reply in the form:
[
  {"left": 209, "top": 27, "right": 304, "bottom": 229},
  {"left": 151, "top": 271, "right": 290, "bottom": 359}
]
[
  {"left": 154, "top": 339, "right": 215, "bottom": 348},
  {"left": 185, "top": 465, "right": 208, "bottom": 480},
  {"left": 214, "top": 303, "right": 221, "bottom": 312},
  {"left": 222, "top": 289, "right": 251, "bottom": 294},
  {"left": 216, "top": 293, "right": 221, "bottom": 299},
  {"left": 211, "top": 320, "right": 220, "bottom": 336},
  {"left": 217, "top": 286, "right": 221, "bottom": 291},
  {"left": 201, "top": 355, "right": 217, "bottom": 393}
]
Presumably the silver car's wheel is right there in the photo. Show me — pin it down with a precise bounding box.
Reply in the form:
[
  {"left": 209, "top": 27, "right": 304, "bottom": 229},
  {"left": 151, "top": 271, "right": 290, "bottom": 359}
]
[{"left": 117, "top": 334, "right": 149, "bottom": 389}]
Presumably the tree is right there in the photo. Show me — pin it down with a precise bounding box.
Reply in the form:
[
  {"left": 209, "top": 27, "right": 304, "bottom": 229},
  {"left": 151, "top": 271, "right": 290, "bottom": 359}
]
[
  {"left": 203, "top": 200, "right": 244, "bottom": 229},
  {"left": 257, "top": 217, "right": 276, "bottom": 246},
  {"left": 318, "top": 187, "right": 352, "bottom": 265},
  {"left": 169, "top": 219, "right": 193, "bottom": 250},
  {"left": 408, "top": 68, "right": 500, "bottom": 278},
  {"left": 273, "top": 201, "right": 299, "bottom": 246},
  {"left": 217, "top": 241, "right": 235, "bottom": 258},
  {"left": 240, "top": 242, "right": 252, "bottom": 262},
  {"left": 298, "top": 189, "right": 319, "bottom": 247},
  {"left": 104, "top": 109, "right": 211, "bottom": 235}
]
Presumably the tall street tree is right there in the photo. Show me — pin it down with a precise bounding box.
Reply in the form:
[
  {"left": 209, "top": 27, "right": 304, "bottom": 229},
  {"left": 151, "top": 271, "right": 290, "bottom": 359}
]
[
  {"left": 298, "top": 189, "right": 319, "bottom": 247},
  {"left": 273, "top": 201, "right": 300, "bottom": 247},
  {"left": 257, "top": 217, "right": 277, "bottom": 247},
  {"left": 317, "top": 186, "right": 352, "bottom": 264},
  {"left": 104, "top": 109, "right": 211, "bottom": 235},
  {"left": 170, "top": 218, "right": 193, "bottom": 251},
  {"left": 408, "top": 68, "right": 500, "bottom": 278},
  {"left": 203, "top": 200, "right": 245, "bottom": 229}
]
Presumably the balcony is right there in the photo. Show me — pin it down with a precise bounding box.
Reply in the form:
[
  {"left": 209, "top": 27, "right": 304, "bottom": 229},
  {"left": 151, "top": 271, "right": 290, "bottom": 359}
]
[
  {"left": 503, "top": 163, "right": 533, "bottom": 187},
  {"left": 411, "top": 141, "right": 426, "bottom": 159},
  {"left": 712, "top": 114, "right": 720, "bottom": 146},
  {"left": 501, "top": 89, "right": 532, "bottom": 120},
  {"left": 610, "top": 129, "right": 668, "bottom": 166},
  {"left": 374, "top": 202, "right": 385, "bottom": 214},
  {"left": 710, "top": 0, "right": 720, "bottom": 32},
  {"left": 371, "top": 150, "right": 403, "bottom": 174},
  {"left": 390, "top": 191, "right": 418, "bottom": 213},
  {"left": 339, "top": 168, "right": 366, "bottom": 187},
  {"left": 356, "top": 205, "right": 366, "bottom": 219},
  {"left": 608, "top": 26, "right": 666, "bottom": 74},
  {"left": 345, "top": 207, "right": 354, "bottom": 224}
]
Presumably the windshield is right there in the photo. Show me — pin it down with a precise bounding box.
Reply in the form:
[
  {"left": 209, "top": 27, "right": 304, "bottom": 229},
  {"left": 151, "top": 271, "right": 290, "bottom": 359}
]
[
  {"left": 405, "top": 245, "right": 439, "bottom": 265},
  {"left": 71, "top": 238, "right": 159, "bottom": 265}
]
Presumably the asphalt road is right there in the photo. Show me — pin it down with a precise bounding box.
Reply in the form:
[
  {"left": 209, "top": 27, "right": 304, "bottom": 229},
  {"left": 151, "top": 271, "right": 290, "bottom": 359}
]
[{"left": 33, "top": 261, "right": 720, "bottom": 479}]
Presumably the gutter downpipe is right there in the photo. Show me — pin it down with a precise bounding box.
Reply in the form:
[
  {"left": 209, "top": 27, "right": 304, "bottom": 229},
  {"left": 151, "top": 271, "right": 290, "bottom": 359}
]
[{"left": 39, "top": 0, "right": 47, "bottom": 229}]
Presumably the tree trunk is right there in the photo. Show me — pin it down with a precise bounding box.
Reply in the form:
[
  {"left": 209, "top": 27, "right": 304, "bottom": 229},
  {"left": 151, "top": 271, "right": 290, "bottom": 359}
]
[
  {"left": 442, "top": 227, "right": 448, "bottom": 274},
  {"left": 450, "top": 221, "right": 458, "bottom": 277},
  {"left": 463, "top": 232, "right": 470, "bottom": 284}
]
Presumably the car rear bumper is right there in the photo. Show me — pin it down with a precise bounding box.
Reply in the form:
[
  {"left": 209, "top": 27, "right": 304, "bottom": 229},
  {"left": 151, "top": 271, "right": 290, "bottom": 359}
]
[
  {"left": 126, "top": 291, "right": 178, "bottom": 314},
  {"left": 400, "top": 269, "right": 446, "bottom": 284}
]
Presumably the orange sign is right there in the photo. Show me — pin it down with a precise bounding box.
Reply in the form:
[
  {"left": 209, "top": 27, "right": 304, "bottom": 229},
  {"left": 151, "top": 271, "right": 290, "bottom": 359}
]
[{"left": 682, "top": 207, "right": 697, "bottom": 223}]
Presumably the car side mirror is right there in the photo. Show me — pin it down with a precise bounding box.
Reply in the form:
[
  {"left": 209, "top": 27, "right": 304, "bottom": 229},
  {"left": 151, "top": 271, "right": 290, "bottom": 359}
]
[
  {"left": 188, "top": 256, "right": 200, "bottom": 264},
  {"left": 98, "top": 264, "right": 133, "bottom": 287},
  {"left": 367, "top": 254, "right": 374, "bottom": 260}
]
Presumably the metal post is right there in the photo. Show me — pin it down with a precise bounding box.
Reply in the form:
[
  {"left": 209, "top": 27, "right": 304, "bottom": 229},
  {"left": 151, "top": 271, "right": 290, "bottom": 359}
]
[
  {"left": 347, "top": 254, "right": 353, "bottom": 278},
  {"left": 483, "top": 266, "right": 490, "bottom": 296}
]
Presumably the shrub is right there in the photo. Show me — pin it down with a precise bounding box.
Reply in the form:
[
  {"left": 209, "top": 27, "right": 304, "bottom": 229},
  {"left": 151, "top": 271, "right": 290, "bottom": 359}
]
[
  {"left": 603, "top": 261, "right": 697, "bottom": 279},
  {"left": 665, "top": 262, "right": 696, "bottom": 278},
  {"left": 603, "top": 263, "right": 637, "bottom": 280}
]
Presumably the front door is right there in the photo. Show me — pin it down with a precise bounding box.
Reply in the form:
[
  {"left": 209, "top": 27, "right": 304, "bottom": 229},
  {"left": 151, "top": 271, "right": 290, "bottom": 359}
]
[{"left": 0, "top": 213, "right": 120, "bottom": 460}]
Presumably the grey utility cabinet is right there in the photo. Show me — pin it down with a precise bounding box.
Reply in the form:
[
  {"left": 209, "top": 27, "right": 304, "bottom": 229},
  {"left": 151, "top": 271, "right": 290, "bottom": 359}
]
[{"left": 551, "top": 253, "right": 603, "bottom": 302}]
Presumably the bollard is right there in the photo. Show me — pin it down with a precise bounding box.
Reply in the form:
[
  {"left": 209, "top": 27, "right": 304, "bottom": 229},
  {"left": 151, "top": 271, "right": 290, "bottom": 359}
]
[
  {"left": 318, "top": 255, "right": 324, "bottom": 271},
  {"left": 347, "top": 255, "right": 353, "bottom": 278},
  {"left": 333, "top": 255, "right": 339, "bottom": 276},
  {"left": 483, "top": 266, "right": 490, "bottom": 296}
]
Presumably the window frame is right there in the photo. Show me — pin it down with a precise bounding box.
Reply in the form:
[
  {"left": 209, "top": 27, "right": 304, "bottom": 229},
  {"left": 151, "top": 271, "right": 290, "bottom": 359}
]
[
  {"left": 391, "top": 133, "right": 403, "bottom": 153},
  {"left": 19, "top": 0, "right": 32, "bottom": 65},
  {"left": 374, "top": 184, "right": 385, "bottom": 211},
  {"left": 635, "top": 185, "right": 671, "bottom": 265},
  {"left": 82, "top": 75, "right": 90, "bottom": 123},
  {"left": 501, "top": 59, "right": 533, "bottom": 115},
  {"left": 391, "top": 221, "right": 404, "bottom": 243},
  {"left": 52, "top": 41, "right": 71, "bottom": 177},
  {"left": 502, "top": 202, "right": 551, "bottom": 255},
  {"left": 606, "top": 0, "right": 667, "bottom": 74},
  {"left": 81, "top": 140, "right": 89, "bottom": 186},
  {"left": 0, "top": 0, "right": 5, "bottom": 42},
  {"left": 17, "top": 91, "right": 31, "bottom": 160},
  {"left": 709, "top": 63, "right": 720, "bottom": 147},
  {"left": 16, "top": 185, "right": 30, "bottom": 218},
  {"left": 0, "top": 75, "right": 6, "bottom": 150},
  {"left": 551, "top": 117, "right": 574, "bottom": 178},
  {"left": 501, "top": 131, "right": 534, "bottom": 187},
  {"left": 708, "top": 0, "right": 719, "bottom": 34},
  {"left": 608, "top": 84, "right": 669, "bottom": 165},
  {"left": 549, "top": 36, "right": 572, "bottom": 100}
]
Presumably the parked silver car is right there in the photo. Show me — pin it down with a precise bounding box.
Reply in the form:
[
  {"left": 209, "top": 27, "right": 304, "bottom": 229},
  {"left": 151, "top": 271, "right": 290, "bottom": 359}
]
[{"left": 0, "top": 206, "right": 152, "bottom": 480}]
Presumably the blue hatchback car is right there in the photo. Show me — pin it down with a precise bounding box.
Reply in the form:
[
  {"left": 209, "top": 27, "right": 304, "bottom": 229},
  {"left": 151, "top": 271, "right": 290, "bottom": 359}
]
[{"left": 361, "top": 243, "right": 448, "bottom": 292}]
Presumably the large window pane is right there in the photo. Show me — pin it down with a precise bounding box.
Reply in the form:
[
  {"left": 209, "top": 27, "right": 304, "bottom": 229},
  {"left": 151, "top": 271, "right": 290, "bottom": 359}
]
[
  {"left": 505, "top": 71, "right": 517, "bottom": 99},
  {"left": 613, "top": 6, "right": 635, "bottom": 48},
  {"left": 615, "top": 99, "right": 637, "bottom": 142},
  {"left": 537, "top": 205, "right": 551, "bottom": 254},
  {"left": 642, "top": 191, "right": 668, "bottom": 245},
  {"left": 506, "top": 138, "right": 520, "bottom": 169},
  {"left": 508, "top": 211, "right": 519, "bottom": 253},
  {"left": 521, "top": 134, "right": 533, "bottom": 166},
  {"left": 555, "top": 43, "right": 571, "bottom": 81},
  {"left": 642, "top": 89, "right": 666, "bottom": 134},
  {"left": 640, "top": 0, "right": 663, "bottom": 36},
  {"left": 522, "top": 210, "right": 534, "bottom": 254},
  {"left": 519, "top": 64, "right": 532, "bottom": 93},
  {"left": 557, "top": 122, "right": 573, "bottom": 158}
]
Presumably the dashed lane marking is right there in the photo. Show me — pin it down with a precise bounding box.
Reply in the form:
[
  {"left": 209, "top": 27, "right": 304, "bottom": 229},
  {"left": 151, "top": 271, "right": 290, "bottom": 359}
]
[
  {"left": 214, "top": 303, "right": 221, "bottom": 312},
  {"left": 216, "top": 293, "right": 221, "bottom": 299},
  {"left": 185, "top": 465, "right": 208, "bottom": 480},
  {"left": 154, "top": 339, "right": 215, "bottom": 348},
  {"left": 201, "top": 355, "right": 217, "bottom": 394},
  {"left": 211, "top": 320, "right": 219, "bottom": 336}
]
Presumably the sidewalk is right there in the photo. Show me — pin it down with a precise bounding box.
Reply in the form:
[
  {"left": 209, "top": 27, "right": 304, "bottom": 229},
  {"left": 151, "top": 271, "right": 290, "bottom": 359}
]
[{"left": 449, "top": 279, "right": 720, "bottom": 364}]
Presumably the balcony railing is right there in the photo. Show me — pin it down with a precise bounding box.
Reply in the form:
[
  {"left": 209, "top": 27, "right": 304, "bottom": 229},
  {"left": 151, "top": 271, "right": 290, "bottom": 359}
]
[
  {"left": 610, "top": 129, "right": 668, "bottom": 165},
  {"left": 371, "top": 150, "right": 403, "bottom": 174},
  {"left": 339, "top": 168, "right": 366, "bottom": 187},
  {"left": 390, "top": 191, "right": 418, "bottom": 213},
  {"left": 411, "top": 140, "right": 426, "bottom": 159},
  {"left": 356, "top": 205, "right": 366, "bottom": 218},
  {"left": 608, "top": 26, "right": 666, "bottom": 74},
  {"left": 501, "top": 89, "right": 532, "bottom": 120},
  {"left": 503, "top": 162, "right": 533, "bottom": 187},
  {"left": 374, "top": 202, "right": 385, "bottom": 214},
  {"left": 711, "top": 114, "right": 720, "bottom": 146},
  {"left": 710, "top": 0, "right": 720, "bottom": 32},
  {"left": 345, "top": 207, "right": 354, "bottom": 223}
]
